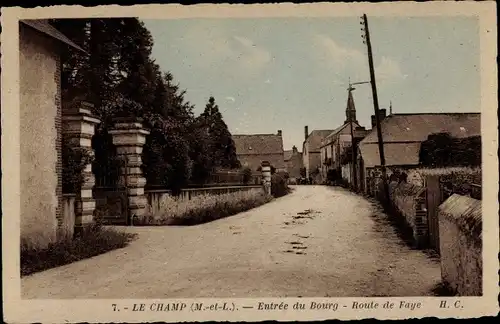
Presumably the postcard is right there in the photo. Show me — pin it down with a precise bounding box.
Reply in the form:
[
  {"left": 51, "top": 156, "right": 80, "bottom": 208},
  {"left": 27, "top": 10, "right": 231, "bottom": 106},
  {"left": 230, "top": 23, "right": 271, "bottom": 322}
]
[{"left": 2, "top": 2, "right": 498, "bottom": 322}]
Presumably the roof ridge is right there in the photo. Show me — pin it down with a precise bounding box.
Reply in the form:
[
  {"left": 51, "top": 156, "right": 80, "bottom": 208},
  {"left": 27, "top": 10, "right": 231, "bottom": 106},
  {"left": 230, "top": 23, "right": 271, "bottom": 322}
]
[
  {"left": 232, "top": 133, "right": 281, "bottom": 136},
  {"left": 391, "top": 112, "right": 480, "bottom": 116}
]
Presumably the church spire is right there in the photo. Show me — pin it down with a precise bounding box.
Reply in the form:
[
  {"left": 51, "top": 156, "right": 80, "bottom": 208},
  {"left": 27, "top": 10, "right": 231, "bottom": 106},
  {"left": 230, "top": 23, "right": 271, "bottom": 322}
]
[{"left": 345, "top": 87, "right": 358, "bottom": 124}]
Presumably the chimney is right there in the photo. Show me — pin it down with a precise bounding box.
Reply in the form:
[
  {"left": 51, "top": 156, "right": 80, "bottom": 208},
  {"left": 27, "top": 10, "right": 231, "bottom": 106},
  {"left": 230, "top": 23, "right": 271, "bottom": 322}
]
[
  {"left": 371, "top": 109, "right": 387, "bottom": 129},
  {"left": 277, "top": 130, "right": 282, "bottom": 136},
  {"left": 379, "top": 109, "right": 387, "bottom": 120},
  {"left": 304, "top": 126, "right": 309, "bottom": 140}
]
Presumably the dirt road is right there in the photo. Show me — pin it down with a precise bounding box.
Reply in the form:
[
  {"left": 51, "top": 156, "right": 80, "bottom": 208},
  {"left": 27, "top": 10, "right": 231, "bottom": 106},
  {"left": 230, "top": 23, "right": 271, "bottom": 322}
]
[{"left": 22, "top": 186, "right": 441, "bottom": 299}]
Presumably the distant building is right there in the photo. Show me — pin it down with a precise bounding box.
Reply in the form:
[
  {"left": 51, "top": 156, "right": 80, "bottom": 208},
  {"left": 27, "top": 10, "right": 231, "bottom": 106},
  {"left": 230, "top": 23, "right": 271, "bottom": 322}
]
[
  {"left": 320, "top": 89, "right": 369, "bottom": 183},
  {"left": 358, "top": 112, "right": 481, "bottom": 194},
  {"left": 302, "top": 126, "right": 333, "bottom": 183},
  {"left": 284, "top": 145, "right": 303, "bottom": 180},
  {"left": 232, "top": 130, "right": 285, "bottom": 173}
]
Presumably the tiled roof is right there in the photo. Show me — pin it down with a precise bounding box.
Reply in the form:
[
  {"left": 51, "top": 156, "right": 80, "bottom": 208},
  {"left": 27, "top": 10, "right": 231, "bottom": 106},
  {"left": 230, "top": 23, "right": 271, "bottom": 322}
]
[
  {"left": 232, "top": 134, "right": 284, "bottom": 155},
  {"left": 322, "top": 121, "right": 361, "bottom": 146},
  {"left": 305, "top": 129, "right": 334, "bottom": 152},
  {"left": 21, "top": 19, "right": 86, "bottom": 52},
  {"left": 284, "top": 150, "right": 293, "bottom": 161},
  {"left": 361, "top": 113, "right": 481, "bottom": 144},
  {"left": 359, "top": 142, "right": 422, "bottom": 168}
]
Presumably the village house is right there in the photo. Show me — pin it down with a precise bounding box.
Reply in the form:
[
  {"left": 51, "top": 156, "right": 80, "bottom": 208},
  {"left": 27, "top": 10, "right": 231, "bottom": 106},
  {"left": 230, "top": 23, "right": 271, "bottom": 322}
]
[
  {"left": 319, "top": 89, "right": 368, "bottom": 183},
  {"left": 284, "top": 145, "right": 303, "bottom": 183},
  {"left": 302, "top": 126, "right": 333, "bottom": 183},
  {"left": 19, "top": 20, "right": 93, "bottom": 249},
  {"left": 232, "top": 130, "right": 285, "bottom": 174},
  {"left": 358, "top": 112, "right": 481, "bottom": 195}
]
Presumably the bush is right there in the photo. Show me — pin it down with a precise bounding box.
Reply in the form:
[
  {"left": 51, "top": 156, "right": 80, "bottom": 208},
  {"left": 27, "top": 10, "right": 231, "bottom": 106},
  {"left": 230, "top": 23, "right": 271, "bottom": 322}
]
[
  {"left": 62, "top": 141, "right": 94, "bottom": 193},
  {"left": 327, "top": 169, "right": 340, "bottom": 183},
  {"left": 20, "top": 223, "right": 137, "bottom": 276},
  {"left": 137, "top": 189, "right": 273, "bottom": 226},
  {"left": 271, "top": 173, "right": 290, "bottom": 198},
  {"left": 419, "top": 133, "right": 481, "bottom": 167},
  {"left": 241, "top": 167, "right": 253, "bottom": 185}
]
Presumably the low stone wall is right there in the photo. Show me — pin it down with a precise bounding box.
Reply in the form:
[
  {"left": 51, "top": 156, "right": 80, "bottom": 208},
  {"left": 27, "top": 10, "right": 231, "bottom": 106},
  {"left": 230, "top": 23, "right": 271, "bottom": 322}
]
[
  {"left": 146, "top": 185, "right": 262, "bottom": 216},
  {"left": 438, "top": 194, "right": 482, "bottom": 296},
  {"left": 388, "top": 181, "right": 428, "bottom": 247}
]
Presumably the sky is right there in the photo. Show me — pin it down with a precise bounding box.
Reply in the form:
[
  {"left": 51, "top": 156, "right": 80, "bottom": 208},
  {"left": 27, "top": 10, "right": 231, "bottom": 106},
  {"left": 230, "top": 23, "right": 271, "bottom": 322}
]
[{"left": 142, "top": 16, "right": 480, "bottom": 151}]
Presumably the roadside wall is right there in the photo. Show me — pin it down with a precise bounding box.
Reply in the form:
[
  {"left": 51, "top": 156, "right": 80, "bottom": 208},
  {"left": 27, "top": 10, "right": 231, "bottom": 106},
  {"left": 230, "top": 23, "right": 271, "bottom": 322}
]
[
  {"left": 388, "top": 181, "right": 428, "bottom": 247},
  {"left": 438, "top": 194, "right": 482, "bottom": 296}
]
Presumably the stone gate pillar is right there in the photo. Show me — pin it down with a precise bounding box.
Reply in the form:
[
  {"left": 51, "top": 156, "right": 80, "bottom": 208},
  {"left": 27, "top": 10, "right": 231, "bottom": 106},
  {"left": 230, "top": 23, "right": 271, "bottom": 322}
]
[
  {"left": 261, "top": 161, "right": 272, "bottom": 195},
  {"left": 108, "top": 118, "right": 150, "bottom": 223},
  {"left": 62, "top": 101, "right": 100, "bottom": 228}
]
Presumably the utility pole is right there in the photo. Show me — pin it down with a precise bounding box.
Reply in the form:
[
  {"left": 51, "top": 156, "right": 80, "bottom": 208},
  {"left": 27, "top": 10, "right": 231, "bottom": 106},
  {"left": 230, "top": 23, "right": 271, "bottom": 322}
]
[{"left": 361, "top": 13, "right": 390, "bottom": 205}]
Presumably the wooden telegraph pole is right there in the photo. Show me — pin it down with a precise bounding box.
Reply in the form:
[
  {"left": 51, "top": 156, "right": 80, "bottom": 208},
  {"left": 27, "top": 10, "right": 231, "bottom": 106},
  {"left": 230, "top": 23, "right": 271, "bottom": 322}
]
[{"left": 361, "top": 14, "right": 390, "bottom": 205}]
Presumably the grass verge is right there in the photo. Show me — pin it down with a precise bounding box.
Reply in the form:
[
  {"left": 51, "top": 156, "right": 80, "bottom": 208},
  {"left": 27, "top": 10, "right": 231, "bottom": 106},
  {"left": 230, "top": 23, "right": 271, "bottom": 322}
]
[
  {"left": 137, "top": 188, "right": 274, "bottom": 226},
  {"left": 21, "top": 223, "right": 137, "bottom": 277}
]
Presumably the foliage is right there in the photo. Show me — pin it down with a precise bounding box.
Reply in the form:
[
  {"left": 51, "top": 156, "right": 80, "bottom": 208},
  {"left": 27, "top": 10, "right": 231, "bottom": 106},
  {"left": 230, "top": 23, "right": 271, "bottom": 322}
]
[
  {"left": 62, "top": 140, "right": 94, "bottom": 193},
  {"left": 20, "top": 222, "right": 137, "bottom": 276},
  {"left": 91, "top": 129, "right": 122, "bottom": 187},
  {"left": 310, "top": 167, "right": 320, "bottom": 177},
  {"left": 241, "top": 167, "right": 253, "bottom": 185},
  {"left": 196, "top": 97, "right": 241, "bottom": 167},
  {"left": 340, "top": 145, "right": 353, "bottom": 166},
  {"left": 137, "top": 189, "right": 273, "bottom": 226},
  {"left": 439, "top": 169, "right": 482, "bottom": 200},
  {"left": 51, "top": 19, "right": 239, "bottom": 193},
  {"left": 327, "top": 169, "right": 341, "bottom": 182},
  {"left": 419, "top": 133, "right": 481, "bottom": 167},
  {"left": 271, "top": 173, "right": 290, "bottom": 198}
]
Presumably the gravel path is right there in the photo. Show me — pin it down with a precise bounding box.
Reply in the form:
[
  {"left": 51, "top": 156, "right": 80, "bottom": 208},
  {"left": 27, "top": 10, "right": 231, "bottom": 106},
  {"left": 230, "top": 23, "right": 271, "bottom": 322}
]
[{"left": 22, "top": 186, "right": 441, "bottom": 299}]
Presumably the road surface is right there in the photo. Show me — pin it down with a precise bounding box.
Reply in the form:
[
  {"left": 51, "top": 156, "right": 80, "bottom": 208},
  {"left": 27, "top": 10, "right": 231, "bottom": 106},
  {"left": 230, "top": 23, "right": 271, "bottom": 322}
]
[{"left": 22, "top": 185, "right": 441, "bottom": 298}]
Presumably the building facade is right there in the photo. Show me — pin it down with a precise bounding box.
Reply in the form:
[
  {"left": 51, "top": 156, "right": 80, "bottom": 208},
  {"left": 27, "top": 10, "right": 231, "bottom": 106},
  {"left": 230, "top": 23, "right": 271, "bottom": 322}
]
[
  {"left": 19, "top": 20, "right": 87, "bottom": 249},
  {"left": 302, "top": 126, "right": 333, "bottom": 183},
  {"left": 320, "top": 89, "right": 368, "bottom": 183},
  {"left": 358, "top": 112, "right": 481, "bottom": 194},
  {"left": 232, "top": 130, "right": 285, "bottom": 173},
  {"left": 284, "top": 145, "right": 303, "bottom": 181}
]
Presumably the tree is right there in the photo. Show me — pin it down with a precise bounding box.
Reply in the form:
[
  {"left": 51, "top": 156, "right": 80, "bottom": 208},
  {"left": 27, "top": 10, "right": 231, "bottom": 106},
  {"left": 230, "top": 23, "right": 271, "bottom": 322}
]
[
  {"left": 300, "top": 167, "right": 307, "bottom": 178},
  {"left": 199, "top": 97, "right": 240, "bottom": 169}
]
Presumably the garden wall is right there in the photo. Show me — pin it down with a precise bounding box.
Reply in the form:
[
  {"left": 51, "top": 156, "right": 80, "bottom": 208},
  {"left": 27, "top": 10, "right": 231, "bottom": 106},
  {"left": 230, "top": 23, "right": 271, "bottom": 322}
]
[
  {"left": 438, "top": 194, "right": 482, "bottom": 296},
  {"left": 388, "top": 181, "right": 428, "bottom": 247}
]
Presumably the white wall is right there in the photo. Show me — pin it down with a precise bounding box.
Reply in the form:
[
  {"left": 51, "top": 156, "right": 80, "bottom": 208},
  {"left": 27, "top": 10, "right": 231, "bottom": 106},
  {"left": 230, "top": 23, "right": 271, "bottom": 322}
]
[{"left": 20, "top": 26, "right": 60, "bottom": 249}]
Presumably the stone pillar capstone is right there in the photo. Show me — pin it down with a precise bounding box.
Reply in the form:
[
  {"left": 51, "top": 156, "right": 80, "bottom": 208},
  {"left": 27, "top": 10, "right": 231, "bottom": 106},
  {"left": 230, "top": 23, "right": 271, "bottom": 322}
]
[
  {"left": 62, "top": 101, "right": 100, "bottom": 228},
  {"left": 261, "top": 161, "right": 272, "bottom": 196},
  {"left": 108, "top": 118, "right": 150, "bottom": 224}
]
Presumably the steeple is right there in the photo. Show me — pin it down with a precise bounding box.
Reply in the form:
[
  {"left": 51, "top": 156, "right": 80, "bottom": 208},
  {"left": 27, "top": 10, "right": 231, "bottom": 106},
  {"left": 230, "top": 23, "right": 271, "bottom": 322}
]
[{"left": 345, "top": 88, "right": 358, "bottom": 124}]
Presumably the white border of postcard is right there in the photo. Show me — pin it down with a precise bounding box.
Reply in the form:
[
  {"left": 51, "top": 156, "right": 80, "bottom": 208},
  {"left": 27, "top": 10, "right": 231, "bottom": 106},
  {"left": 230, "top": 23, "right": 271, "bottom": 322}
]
[{"left": 2, "top": 2, "right": 498, "bottom": 322}]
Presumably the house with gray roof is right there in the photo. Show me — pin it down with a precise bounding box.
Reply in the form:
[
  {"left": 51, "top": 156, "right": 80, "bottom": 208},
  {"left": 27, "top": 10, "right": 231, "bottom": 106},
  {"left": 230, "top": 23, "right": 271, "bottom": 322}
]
[
  {"left": 358, "top": 112, "right": 481, "bottom": 193},
  {"left": 232, "top": 130, "right": 285, "bottom": 173},
  {"left": 302, "top": 126, "right": 334, "bottom": 183},
  {"left": 319, "top": 88, "right": 369, "bottom": 183}
]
